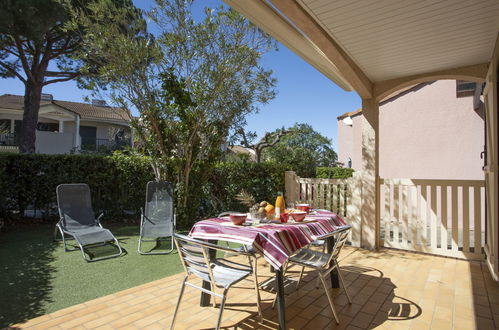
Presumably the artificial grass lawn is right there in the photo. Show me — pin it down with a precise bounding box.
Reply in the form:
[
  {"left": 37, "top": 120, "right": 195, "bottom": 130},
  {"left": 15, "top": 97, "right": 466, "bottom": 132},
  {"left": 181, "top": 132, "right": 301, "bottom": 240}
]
[{"left": 0, "top": 223, "right": 183, "bottom": 328}]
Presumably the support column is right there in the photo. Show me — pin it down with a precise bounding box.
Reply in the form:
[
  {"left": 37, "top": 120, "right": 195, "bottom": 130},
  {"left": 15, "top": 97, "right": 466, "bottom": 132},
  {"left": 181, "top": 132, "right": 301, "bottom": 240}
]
[
  {"left": 130, "top": 126, "right": 134, "bottom": 148},
  {"left": 360, "top": 98, "right": 380, "bottom": 250},
  {"left": 285, "top": 171, "right": 299, "bottom": 205},
  {"left": 58, "top": 120, "right": 64, "bottom": 133},
  {"left": 73, "top": 115, "right": 81, "bottom": 150}
]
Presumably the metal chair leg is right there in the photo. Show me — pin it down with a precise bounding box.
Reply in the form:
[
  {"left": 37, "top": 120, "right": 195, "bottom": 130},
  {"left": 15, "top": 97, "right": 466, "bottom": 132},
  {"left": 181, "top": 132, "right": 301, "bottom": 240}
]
[
  {"left": 215, "top": 289, "right": 228, "bottom": 330},
  {"left": 319, "top": 272, "right": 340, "bottom": 324},
  {"left": 296, "top": 266, "right": 305, "bottom": 290},
  {"left": 170, "top": 276, "right": 188, "bottom": 330},
  {"left": 251, "top": 257, "right": 263, "bottom": 321},
  {"left": 336, "top": 261, "right": 352, "bottom": 304}
]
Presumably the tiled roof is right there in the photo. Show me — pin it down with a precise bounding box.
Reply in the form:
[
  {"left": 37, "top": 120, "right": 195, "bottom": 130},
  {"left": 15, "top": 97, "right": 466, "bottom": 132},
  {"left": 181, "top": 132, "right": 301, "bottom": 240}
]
[{"left": 0, "top": 94, "right": 131, "bottom": 122}]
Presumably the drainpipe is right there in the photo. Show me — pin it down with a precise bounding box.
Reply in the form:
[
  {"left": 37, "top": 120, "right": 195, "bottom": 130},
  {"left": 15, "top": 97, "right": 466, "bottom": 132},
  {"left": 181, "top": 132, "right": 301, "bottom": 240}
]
[
  {"left": 74, "top": 114, "right": 81, "bottom": 151},
  {"left": 130, "top": 126, "right": 134, "bottom": 148}
]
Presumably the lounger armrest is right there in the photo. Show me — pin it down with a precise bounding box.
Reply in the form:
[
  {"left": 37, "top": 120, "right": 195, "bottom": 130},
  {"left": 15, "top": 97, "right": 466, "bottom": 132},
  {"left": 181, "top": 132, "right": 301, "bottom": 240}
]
[{"left": 96, "top": 213, "right": 104, "bottom": 227}]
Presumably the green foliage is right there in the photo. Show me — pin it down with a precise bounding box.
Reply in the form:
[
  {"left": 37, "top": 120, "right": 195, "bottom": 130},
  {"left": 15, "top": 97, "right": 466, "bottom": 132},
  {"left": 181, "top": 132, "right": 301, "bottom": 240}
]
[
  {"left": 0, "top": 153, "right": 286, "bottom": 228},
  {"left": 0, "top": 152, "right": 154, "bottom": 220},
  {"left": 204, "top": 162, "right": 287, "bottom": 215},
  {"left": 261, "top": 123, "right": 337, "bottom": 177},
  {"left": 316, "top": 167, "right": 354, "bottom": 179},
  {"left": 73, "top": 0, "right": 278, "bottom": 224}
]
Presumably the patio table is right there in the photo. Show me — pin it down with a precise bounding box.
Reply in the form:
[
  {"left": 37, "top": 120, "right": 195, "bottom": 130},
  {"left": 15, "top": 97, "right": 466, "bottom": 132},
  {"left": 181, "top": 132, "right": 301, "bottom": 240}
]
[{"left": 189, "top": 211, "right": 347, "bottom": 329}]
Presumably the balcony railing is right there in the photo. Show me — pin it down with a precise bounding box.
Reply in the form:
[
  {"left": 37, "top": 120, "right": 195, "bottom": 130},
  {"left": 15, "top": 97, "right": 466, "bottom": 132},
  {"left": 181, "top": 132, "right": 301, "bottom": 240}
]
[
  {"left": 0, "top": 133, "right": 17, "bottom": 146},
  {"left": 81, "top": 138, "right": 131, "bottom": 153}
]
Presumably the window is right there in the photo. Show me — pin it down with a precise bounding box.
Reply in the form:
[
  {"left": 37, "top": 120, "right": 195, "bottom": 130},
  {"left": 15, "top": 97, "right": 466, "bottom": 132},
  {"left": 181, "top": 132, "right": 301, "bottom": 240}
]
[
  {"left": 456, "top": 80, "right": 476, "bottom": 98},
  {"left": 0, "top": 119, "right": 10, "bottom": 134},
  {"left": 37, "top": 122, "right": 59, "bottom": 132}
]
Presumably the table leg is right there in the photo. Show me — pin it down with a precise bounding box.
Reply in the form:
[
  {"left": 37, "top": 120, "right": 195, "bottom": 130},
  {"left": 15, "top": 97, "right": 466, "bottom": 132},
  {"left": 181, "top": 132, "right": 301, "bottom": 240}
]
[
  {"left": 200, "top": 240, "right": 217, "bottom": 307},
  {"left": 326, "top": 237, "right": 339, "bottom": 288},
  {"left": 275, "top": 267, "right": 286, "bottom": 330}
]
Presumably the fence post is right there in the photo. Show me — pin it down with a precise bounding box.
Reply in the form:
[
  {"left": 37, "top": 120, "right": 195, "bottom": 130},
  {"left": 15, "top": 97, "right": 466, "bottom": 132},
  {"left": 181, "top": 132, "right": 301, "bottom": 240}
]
[
  {"left": 285, "top": 171, "right": 299, "bottom": 205},
  {"left": 347, "top": 172, "right": 362, "bottom": 247}
]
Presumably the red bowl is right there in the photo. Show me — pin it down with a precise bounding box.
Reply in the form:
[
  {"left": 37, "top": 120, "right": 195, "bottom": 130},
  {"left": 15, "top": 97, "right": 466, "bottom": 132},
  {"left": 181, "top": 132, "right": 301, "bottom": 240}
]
[
  {"left": 296, "top": 204, "right": 310, "bottom": 213},
  {"left": 229, "top": 213, "right": 247, "bottom": 225},
  {"left": 290, "top": 211, "right": 307, "bottom": 222},
  {"left": 280, "top": 213, "right": 289, "bottom": 223}
]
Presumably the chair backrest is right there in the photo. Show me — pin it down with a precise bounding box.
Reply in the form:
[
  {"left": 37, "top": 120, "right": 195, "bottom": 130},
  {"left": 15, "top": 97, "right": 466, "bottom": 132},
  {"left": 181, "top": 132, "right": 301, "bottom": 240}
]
[
  {"left": 144, "top": 181, "right": 174, "bottom": 226},
  {"left": 56, "top": 184, "right": 96, "bottom": 230},
  {"left": 174, "top": 233, "right": 253, "bottom": 283},
  {"left": 318, "top": 225, "right": 351, "bottom": 266},
  {"left": 174, "top": 233, "right": 214, "bottom": 284}
]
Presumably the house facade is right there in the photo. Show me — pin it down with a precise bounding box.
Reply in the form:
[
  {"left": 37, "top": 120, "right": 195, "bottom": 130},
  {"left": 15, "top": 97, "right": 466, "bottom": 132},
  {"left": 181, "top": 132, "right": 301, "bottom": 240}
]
[
  {"left": 0, "top": 94, "right": 133, "bottom": 154},
  {"left": 337, "top": 80, "right": 485, "bottom": 180}
]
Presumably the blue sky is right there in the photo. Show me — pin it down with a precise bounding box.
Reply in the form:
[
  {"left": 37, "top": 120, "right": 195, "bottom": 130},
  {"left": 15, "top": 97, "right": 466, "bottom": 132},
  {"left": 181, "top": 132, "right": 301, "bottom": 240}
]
[{"left": 0, "top": 0, "right": 360, "bottom": 150}]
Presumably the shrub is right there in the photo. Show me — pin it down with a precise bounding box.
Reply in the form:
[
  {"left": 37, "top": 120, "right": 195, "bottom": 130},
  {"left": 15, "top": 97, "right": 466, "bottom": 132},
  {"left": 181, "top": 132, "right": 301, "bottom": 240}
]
[
  {"left": 204, "top": 162, "right": 287, "bottom": 215},
  {"left": 316, "top": 167, "right": 354, "bottom": 179},
  {"left": 0, "top": 152, "right": 154, "bottom": 221},
  {"left": 0, "top": 153, "right": 286, "bottom": 229}
]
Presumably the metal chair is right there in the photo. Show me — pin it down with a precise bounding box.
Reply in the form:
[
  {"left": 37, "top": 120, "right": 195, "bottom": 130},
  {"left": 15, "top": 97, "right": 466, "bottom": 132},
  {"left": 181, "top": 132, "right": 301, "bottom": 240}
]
[
  {"left": 55, "top": 184, "right": 123, "bottom": 262},
  {"left": 282, "top": 225, "right": 352, "bottom": 324},
  {"left": 138, "top": 181, "right": 175, "bottom": 255},
  {"left": 171, "top": 234, "right": 262, "bottom": 330}
]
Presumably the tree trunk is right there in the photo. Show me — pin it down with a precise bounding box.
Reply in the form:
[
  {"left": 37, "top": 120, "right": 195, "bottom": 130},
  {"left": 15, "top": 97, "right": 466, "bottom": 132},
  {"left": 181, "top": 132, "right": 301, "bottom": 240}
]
[{"left": 20, "top": 82, "right": 43, "bottom": 153}]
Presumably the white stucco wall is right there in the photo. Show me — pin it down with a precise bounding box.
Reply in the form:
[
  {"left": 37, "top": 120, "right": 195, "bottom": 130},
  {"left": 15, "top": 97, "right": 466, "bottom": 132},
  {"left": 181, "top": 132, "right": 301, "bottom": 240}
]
[
  {"left": 338, "top": 114, "right": 363, "bottom": 171},
  {"left": 35, "top": 131, "right": 74, "bottom": 154},
  {"left": 337, "top": 80, "right": 485, "bottom": 180}
]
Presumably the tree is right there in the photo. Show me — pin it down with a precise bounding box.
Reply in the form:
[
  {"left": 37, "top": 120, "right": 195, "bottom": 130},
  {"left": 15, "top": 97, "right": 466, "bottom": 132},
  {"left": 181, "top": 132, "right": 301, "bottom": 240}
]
[
  {"left": 238, "top": 128, "right": 290, "bottom": 163},
  {"left": 73, "top": 0, "right": 277, "bottom": 225},
  {"left": 261, "top": 123, "right": 337, "bottom": 177},
  {"left": 0, "top": 0, "right": 142, "bottom": 153}
]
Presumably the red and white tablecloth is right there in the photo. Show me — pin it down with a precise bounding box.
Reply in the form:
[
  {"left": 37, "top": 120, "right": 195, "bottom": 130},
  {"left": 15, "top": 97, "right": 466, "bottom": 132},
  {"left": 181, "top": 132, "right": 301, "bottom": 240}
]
[{"left": 189, "top": 211, "right": 348, "bottom": 269}]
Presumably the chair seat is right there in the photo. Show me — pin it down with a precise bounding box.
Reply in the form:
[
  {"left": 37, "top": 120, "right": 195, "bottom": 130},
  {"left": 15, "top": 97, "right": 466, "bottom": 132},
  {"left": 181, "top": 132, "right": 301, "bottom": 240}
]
[
  {"left": 190, "top": 259, "right": 252, "bottom": 289},
  {"left": 289, "top": 248, "right": 330, "bottom": 269},
  {"left": 65, "top": 226, "right": 115, "bottom": 246},
  {"left": 141, "top": 222, "right": 173, "bottom": 238}
]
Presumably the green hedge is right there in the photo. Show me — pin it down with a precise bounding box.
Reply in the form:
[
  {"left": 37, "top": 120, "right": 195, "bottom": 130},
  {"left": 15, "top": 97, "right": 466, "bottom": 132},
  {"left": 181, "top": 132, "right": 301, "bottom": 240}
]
[
  {"left": 0, "top": 153, "right": 286, "bottom": 228},
  {"left": 316, "top": 167, "right": 354, "bottom": 179},
  {"left": 0, "top": 152, "right": 154, "bottom": 219},
  {"left": 205, "top": 162, "right": 287, "bottom": 214}
]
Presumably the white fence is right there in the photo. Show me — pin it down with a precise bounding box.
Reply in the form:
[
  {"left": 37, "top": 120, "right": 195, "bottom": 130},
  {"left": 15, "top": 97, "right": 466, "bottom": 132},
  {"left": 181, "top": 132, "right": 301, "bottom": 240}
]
[
  {"left": 285, "top": 171, "right": 486, "bottom": 260},
  {"left": 380, "top": 178, "right": 485, "bottom": 259}
]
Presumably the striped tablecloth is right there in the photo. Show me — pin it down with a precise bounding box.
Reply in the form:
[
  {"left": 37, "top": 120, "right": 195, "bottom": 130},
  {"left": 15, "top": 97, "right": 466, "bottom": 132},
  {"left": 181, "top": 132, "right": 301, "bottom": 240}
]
[{"left": 189, "top": 211, "right": 347, "bottom": 269}]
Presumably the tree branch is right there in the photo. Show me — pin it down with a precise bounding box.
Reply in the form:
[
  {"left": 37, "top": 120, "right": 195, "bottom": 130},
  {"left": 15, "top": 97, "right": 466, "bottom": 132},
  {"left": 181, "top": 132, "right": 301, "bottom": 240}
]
[
  {"left": 13, "top": 35, "right": 35, "bottom": 82},
  {"left": 0, "top": 61, "right": 26, "bottom": 83},
  {"left": 43, "top": 73, "right": 80, "bottom": 85},
  {"left": 45, "top": 71, "right": 79, "bottom": 77}
]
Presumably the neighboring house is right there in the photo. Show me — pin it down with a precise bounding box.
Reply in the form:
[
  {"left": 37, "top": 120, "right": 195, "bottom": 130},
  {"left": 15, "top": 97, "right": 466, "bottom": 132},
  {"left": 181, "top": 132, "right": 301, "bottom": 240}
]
[
  {"left": 337, "top": 80, "right": 485, "bottom": 180},
  {"left": 228, "top": 145, "right": 257, "bottom": 161},
  {"left": 0, "top": 94, "right": 133, "bottom": 154}
]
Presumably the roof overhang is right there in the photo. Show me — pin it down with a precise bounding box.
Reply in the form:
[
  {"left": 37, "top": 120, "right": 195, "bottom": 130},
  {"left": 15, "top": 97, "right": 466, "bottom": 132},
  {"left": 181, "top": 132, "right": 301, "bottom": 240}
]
[
  {"left": 224, "top": 0, "right": 355, "bottom": 92},
  {"left": 225, "top": 0, "right": 499, "bottom": 100}
]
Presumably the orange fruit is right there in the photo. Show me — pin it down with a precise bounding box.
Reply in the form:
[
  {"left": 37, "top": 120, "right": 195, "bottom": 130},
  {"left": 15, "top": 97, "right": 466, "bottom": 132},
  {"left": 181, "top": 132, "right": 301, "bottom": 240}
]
[{"left": 265, "top": 204, "right": 275, "bottom": 215}]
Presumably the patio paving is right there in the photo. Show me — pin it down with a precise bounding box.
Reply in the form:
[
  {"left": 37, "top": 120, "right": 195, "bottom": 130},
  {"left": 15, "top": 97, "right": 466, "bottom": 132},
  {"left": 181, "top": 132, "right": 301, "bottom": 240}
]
[{"left": 10, "top": 246, "right": 499, "bottom": 329}]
